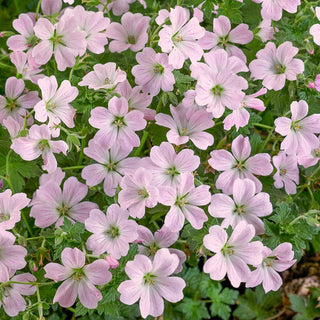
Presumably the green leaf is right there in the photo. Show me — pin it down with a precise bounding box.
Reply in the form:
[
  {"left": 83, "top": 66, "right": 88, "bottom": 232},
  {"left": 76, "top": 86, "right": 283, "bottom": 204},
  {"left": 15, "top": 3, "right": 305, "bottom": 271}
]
[{"left": 176, "top": 298, "right": 210, "bottom": 320}]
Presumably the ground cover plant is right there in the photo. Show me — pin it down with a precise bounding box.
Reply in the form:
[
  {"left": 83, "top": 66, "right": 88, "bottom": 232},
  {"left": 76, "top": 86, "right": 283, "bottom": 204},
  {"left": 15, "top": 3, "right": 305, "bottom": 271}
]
[{"left": 0, "top": 0, "right": 320, "bottom": 319}]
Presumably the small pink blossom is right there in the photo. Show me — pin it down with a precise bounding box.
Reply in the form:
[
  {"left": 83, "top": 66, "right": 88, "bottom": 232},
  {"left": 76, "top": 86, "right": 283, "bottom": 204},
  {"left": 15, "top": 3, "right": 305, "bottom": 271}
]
[
  {"left": 44, "top": 247, "right": 112, "bottom": 308},
  {"left": 159, "top": 173, "right": 210, "bottom": 232},
  {"left": 203, "top": 222, "right": 264, "bottom": 288},
  {"left": 105, "top": 255, "right": 119, "bottom": 269},
  {"left": 274, "top": 100, "right": 320, "bottom": 155},
  {"left": 106, "top": 12, "right": 150, "bottom": 53},
  {"left": 118, "top": 248, "right": 186, "bottom": 318},
  {"left": 297, "top": 136, "right": 320, "bottom": 168},
  {"left": 132, "top": 47, "right": 175, "bottom": 97},
  {"left": 85, "top": 204, "right": 138, "bottom": 259},
  {"left": 310, "top": 8, "right": 320, "bottom": 45},
  {"left": 136, "top": 225, "right": 186, "bottom": 273},
  {"left": 273, "top": 151, "right": 299, "bottom": 194},
  {"left": 79, "top": 62, "right": 126, "bottom": 90},
  {"left": 257, "top": 19, "right": 277, "bottom": 42},
  {"left": 97, "top": 0, "right": 135, "bottom": 16},
  {"left": 0, "top": 272, "right": 36, "bottom": 317},
  {"left": 118, "top": 167, "right": 159, "bottom": 219},
  {"left": 89, "top": 96, "right": 147, "bottom": 150},
  {"left": 158, "top": 6, "right": 205, "bottom": 69},
  {"left": 41, "top": 0, "right": 62, "bottom": 15},
  {"left": 155, "top": 104, "right": 214, "bottom": 150},
  {"left": 209, "top": 134, "right": 273, "bottom": 194},
  {"left": 82, "top": 138, "right": 141, "bottom": 197},
  {"left": 199, "top": 15, "right": 253, "bottom": 62},
  {"left": 209, "top": 179, "right": 272, "bottom": 235},
  {"left": 11, "top": 124, "right": 68, "bottom": 173},
  {"left": 34, "top": 75, "right": 78, "bottom": 137},
  {"left": 0, "top": 189, "right": 30, "bottom": 231},
  {"left": 249, "top": 41, "right": 304, "bottom": 91},
  {"left": 246, "top": 243, "right": 296, "bottom": 292}
]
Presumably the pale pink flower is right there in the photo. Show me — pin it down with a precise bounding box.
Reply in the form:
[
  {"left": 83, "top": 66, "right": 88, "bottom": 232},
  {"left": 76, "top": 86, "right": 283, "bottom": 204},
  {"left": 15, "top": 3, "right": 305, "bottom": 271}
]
[
  {"left": 257, "top": 19, "right": 277, "bottom": 42},
  {"left": 297, "top": 136, "right": 320, "bottom": 168},
  {"left": 105, "top": 255, "right": 119, "bottom": 269},
  {"left": 34, "top": 75, "right": 78, "bottom": 137},
  {"left": 249, "top": 41, "right": 304, "bottom": 91},
  {"left": 155, "top": 9, "right": 170, "bottom": 25},
  {"left": 89, "top": 96, "right": 146, "bottom": 149},
  {"left": 155, "top": 104, "right": 214, "bottom": 150},
  {"left": 82, "top": 138, "right": 141, "bottom": 197},
  {"left": 85, "top": 205, "right": 138, "bottom": 259},
  {"left": 274, "top": 100, "right": 320, "bottom": 155},
  {"left": 209, "top": 134, "right": 273, "bottom": 194},
  {"left": 159, "top": 173, "right": 210, "bottom": 231},
  {"left": 65, "top": 5, "right": 109, "bottom": 54},
  {"left": 32, "top": 15, "right": 86, "bottom": 71},
  {"left": 158, "top": 6, "right": 205, "bottom": 69},
  {"left": 30, "top": 176, "right": 97, "bottom": 228},
  {"left": 246, "top": 243, "right": 296, "bottom": 292},
  {"left": 203, "top": 222, "right": 264, "bottom": 288},
  {"left": 136, "top": 225, "right": 186, "bottom": 273},
  {"left": 10, "top": 51, "right": 44, "bottom": 84},
  {"left": 115, "top": 80, "right": 154, "bottom": 120},
  {"left": 132, "top": 47, "right": 175, "bottom": 96},
  {"left": 0, "top": 230, "right": 27, "bottom": 279},
  {"left": 44, "top": 247, "right": 112, "bottom": 308},
  {"left": 252, "top": 0, "right": 301, "bottom": 21},
  {"left": 118, "top": 248, "right": 186, "bottom": 318},
  {"left": 223, "top": 88, "right": 267, "bottom": 131},
  {"left": 273, "top": 152, "right": 299, "bottom": 194},
  {"left": 199, "top": 15, "right": 253, "bottom": 62},
  {"left": 209, "top": 179, "right": 272, "bottom": 235},
  {"left": 0, "top": 272, "right": 36, "bottom": 317},
  {"left": 310, "top": 8, "right": 320, "bottom": 45},
  {"left": 0, "top": 190, "right": 30, "bottom": 231},
  {"left": 149, "top": 142, "right": 200, "bottom": 187},
  {"left": 118, "top": 167, "right": 159, "bottom": 219},
  {"left": 11, "top": 124, "right": 68, "bottom": 173},
  {"left": 2, "top": 117, "right": 22, "bottom": 138},
  {"left": 309, "top": 74, "right": 320, "bottom": 92},
  {"left": 97, "top": 0, "right": 135, "bottom": 16},
  {"left": 106, "top": 12, "right": 150, "bottom": 53},
  {"left": 79, "top": 62, "right": 126, "bottom": 90},
  {"left": 41, "top": 0, "right": 62, "bottom": 15},
  {"left": 0, "top": 77, "right": 39, "bottom": 127},
  {"left": 7, "top": 13, "right": 36, "bottom": 52}
]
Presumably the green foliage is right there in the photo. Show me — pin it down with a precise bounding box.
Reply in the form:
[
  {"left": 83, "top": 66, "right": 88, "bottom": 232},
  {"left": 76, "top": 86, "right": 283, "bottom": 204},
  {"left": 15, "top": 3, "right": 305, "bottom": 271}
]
[{"left": 289, "top": 293, "right": 320, "bottom": 320}]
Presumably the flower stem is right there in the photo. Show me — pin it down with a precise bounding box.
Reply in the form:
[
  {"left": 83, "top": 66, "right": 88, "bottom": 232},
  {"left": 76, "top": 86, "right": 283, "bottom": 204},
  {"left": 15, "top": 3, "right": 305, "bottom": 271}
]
[
  {"left": 253, "top": 123, "right": 274, "bottom": 130},
  {"left": 61, "top": 165, "right": 86, "bottom": 171}
]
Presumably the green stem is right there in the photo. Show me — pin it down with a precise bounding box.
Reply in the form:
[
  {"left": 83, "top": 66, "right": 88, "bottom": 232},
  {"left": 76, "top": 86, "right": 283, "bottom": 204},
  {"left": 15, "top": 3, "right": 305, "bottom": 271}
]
[
  {"left": 25, "top": 236, "right": 44, "bottom": 241},
  {"left": 61, "top": 165, "right": 86, "bottom": 171},
  {"left": 253, "top": 123, "right": 274, "bottom": 130},
  {"left": 260, "top": 126, "right": 275, "bottom": 151},
  {"left": 22, "top": 211, "right": 33, "bottom": 236},
  {"left": 36, "top": 0, "right": 42, "bottom": 20},
  {"left": 4, "top": 150, "right": 14, "bottom": 192},
  {"left": 134, "top": 131, "right": 149, "bottom": 156},
  {"left": 36, "top": 285, "right": 43, "bottom": 320}
]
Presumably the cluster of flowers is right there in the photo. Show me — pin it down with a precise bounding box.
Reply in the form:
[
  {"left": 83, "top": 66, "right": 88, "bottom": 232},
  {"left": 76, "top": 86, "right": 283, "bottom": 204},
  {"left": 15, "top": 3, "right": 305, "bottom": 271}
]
[{"left": 0, "top": 0, "right": 319, "bottom": 318}]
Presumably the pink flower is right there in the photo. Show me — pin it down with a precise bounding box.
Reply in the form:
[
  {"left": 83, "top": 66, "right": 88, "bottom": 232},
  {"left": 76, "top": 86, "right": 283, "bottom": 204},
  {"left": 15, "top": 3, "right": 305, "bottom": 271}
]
[
  {"left": 0, "top": 189, "right": 30, "bottom": 231},
  {"left": 11, "top": 124, "right": 68, "bottom": 173},
  {"left": 41, "top": 0, "right": 62, "bottom": 15},
  {"left": 149, "top": 142, "right": 200, "bottom": 187},
  {"left": 118, "top": 248, "right": 186, "bottom": 318},
  {"left": 32, "top": 15, "right": 86, "bottom": 71},
  {"left": 118, "top": 167, "right": 159, "bottom": 219},
  {"left": 89, "top": 97, "right": 147, "bottom": 149},
  {"left": 106, "top": 12, "right": 150, "bottom": 53},
  {"left": 158, "top": 6, "right": 205, "bottom": 69},
  {"left": 0, "top": 77, "right": 39, "bottom": 127},
  {"left": 155, "top": 104, "right": 214, "bottom": 150},
  {"left": 132, "top": 47, "right": 175, "bottom": 96},
  {"left": 257, "top": 19, "right": 277, "bottom": 42},
  {"left": 249, "top": 41, "right": 304, "bottom": 91},
  {"left": 104, "top": 255, "right": 119, "bottom": 269},
  {"left": 34, "top": 75, "right": 78, "bottom": 137},
  {"left": 44, "top": 247, "right": 112, "bottom": 308},
  {"left": 274, "top": 100, "right": 320, "bottom": 155},
  {"left": 97, "top": 0, "right": 135, "bottom": 16},
  {"left": 85, "top": 204, "right": 138, "bottom": 259},
  {"left": 246, "top": 243, "right": 296, "bottom": 292},
  {"left": 0, "top": 230, "right": 27, "bottom": 279},
  {"left": 209, "top": 134, "right": 273, "bottom": 194},
  {"left": 82, "top": 138, "right": 141, "bottom": 197},
  {"left": 252, "top": 0, "right": 301, "bottom": 21},
  {"left": 30, "top": 176, "right": 97, "bottom": 228},
  {"left": 6, "top": 13, "right": 36, "bottom": 52},
  {"left": 0, "top": 272, "right": 36, "bottom": 317},
  {"left": 209, "top": 179, "right": 272, "bottom": 235},
  {"left": 273, "top": 151, "right": 299, "bottom": 194},
  {"left": 223, "top": 88, "right": 267, "bottom": 131},
  {"left": 159, "top": 173, "right": 210, "bottom": 231},
  {"left": 115, "top": 80, "right": 154, "bottom": 120},
  {"left": 310, "top": 8, "right": 320, "bottom": 45},
  {"left": 199, "top": 15, "right": 253, "bottom": 62},
  {"left": 297, "top": 136, "right": 320, "bottom": 168},
  {"left": 203, "top": 222, "right": 264, "bottom": 287},
  {"left": 136, "top": 225, "right": 186, "bottom": 273},
  {"left": 79, "top": 62, "right": 126, "bottom": 90}
]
